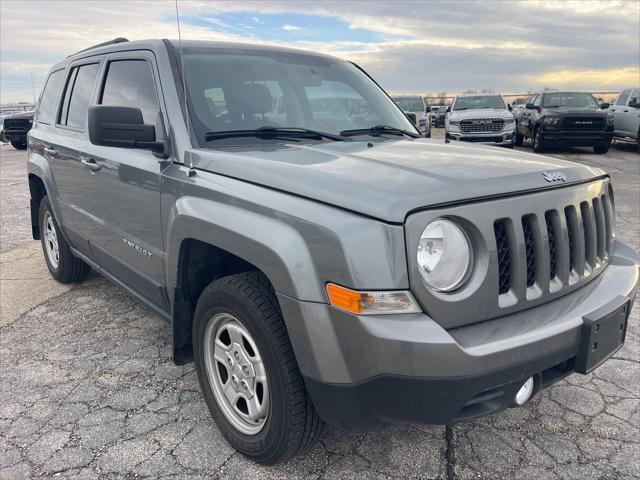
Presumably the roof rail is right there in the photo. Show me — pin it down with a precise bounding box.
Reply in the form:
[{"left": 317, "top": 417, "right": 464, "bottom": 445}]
[{"left": 67, "top": 37, "right": 129, "bottom": 57}]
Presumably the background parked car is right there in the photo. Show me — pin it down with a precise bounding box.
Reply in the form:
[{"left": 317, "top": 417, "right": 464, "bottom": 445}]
[
  {"left": 2, "top": 110, "right": 35, "bottom": 149},
  {"left": 430, "top": 105, "right": 447, "bottom": 127},
  {"left": 445, "top": 94, "right": 516, "bottom": 147},
  {"left": 609, "top": 88, "right": 639, "bottom": 152},
  {"left": 514, "top": 92, "right": 613, "bottom": 153},
  {"left": 392, "top": 95, "right": 431, "bottom": 137}
]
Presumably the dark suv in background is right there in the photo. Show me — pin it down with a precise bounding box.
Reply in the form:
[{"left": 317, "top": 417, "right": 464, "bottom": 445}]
[
  {"left": 514, "top": 92, "right": 613, "bottom": 153},
  {"left": 3, "top": 110, "right": 35, "bottom": 149}
]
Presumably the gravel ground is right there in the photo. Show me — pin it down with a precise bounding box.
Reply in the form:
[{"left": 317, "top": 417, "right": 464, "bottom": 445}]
[{"left": 0, "top": 137, "right": 638, "bottom": 479}]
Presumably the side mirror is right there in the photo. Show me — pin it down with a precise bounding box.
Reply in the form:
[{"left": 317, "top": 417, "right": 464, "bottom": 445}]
[
  {"left": 599, "top": 102, "right": 610, "bottom": 109},
  {"left": 629, "top": 100, "right": 639, "bottom": 108},
  {"left": 425, "top": 106, "right": 431, "bottom": 113},
  {"left": 525, "top": 103, "right": 535, "bottom": 110},
  {"left": 88, "top": 106, "right": 166, "bottom": 153},
  {"left": 405, "top": 112, "right": 418, "bottom": 125},
  {"left": 446, "top": 106, "right": 451, "bottom": 113},
  {"left": 507, "top": 104, "right": 513, "bottom": 111}
]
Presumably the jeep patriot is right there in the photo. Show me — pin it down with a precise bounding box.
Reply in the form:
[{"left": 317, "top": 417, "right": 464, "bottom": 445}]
[{"left": 27, "top": 38, "right": 639, "bottom": 464}]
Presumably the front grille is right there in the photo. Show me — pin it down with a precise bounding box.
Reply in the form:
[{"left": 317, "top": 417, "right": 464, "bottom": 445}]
[
  {"left": 460, "top": 118, "right": 504, "bottom": 133},
  {"left": 494, "top": 187, "right": 613, "bottom": 296},
  {"left": 3, "top": 118, "right": 32, "bottom": 131},
  {"left": 560, "top": 116, "right": 605, "bottom": 131}
]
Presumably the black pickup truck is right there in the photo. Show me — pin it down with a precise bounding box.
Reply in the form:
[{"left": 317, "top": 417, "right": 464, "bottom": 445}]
[
  {"left": 3, "top": 110, "right": 35, "bottom": 150},
  {"left": 514, "top": 92, "right": 614, "bottom": 153}
]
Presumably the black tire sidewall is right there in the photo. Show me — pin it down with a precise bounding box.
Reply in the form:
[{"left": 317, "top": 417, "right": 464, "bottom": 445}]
[
  {"left": 533, "top": 127, "right": 543, "bottom": 152},
  {"left": 10, "top": 140, "right": 27, "bottom": 150},
  {"left": 39, "top": 197, "right": 62, "bottom": 278},
  {"left": 193, "top": 282, "right": 293, "bottom": 462}
]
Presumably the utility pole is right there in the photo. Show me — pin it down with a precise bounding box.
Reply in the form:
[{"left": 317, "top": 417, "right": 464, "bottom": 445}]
[{"left": 30, "top": 74, "right": 37, "bottom": 104}]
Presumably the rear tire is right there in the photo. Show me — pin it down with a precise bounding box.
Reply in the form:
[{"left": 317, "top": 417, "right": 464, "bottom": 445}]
[
  {"left": 593, "top": 143, "right": 610, "bottom": 154},
  {"left": 39, "top": 196, "right": 91, "bottom": 283},
  {"left": 10, "top": 140, "right": 27, "bottom": 150},
  {"left": 193, "top": 271, "right": 323, "bottom": 464},
  {"left": 532, "top": 127, "right": 545, "bottom": 153}
]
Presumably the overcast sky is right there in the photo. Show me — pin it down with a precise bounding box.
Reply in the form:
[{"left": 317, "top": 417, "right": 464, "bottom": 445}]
[{"left": 1, "top": 0, "right": 638, "bottom": 103}]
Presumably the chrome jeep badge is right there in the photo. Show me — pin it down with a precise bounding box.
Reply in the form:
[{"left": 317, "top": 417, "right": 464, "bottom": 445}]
[{"left": 542, "top": 171, "right": 567, "bottom": 183}]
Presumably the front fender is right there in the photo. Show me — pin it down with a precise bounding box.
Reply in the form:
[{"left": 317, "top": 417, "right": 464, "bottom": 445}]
[{"left": 162, "top": 165, "right": 409, "bottom": 303}]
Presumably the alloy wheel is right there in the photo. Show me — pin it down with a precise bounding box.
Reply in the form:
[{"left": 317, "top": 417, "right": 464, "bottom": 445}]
[
  {"left": 43, "top": 211, "right": 60, "bottom": 269},
  {"left": 203, "top": 312, "right": 270, "bottom": 435}
]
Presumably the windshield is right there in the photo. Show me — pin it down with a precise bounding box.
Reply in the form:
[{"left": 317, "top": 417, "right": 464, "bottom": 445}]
[
  {"left": 453, "top": 95, "right": 506, "bottom": 111},
  {"left": 181, "top": 47, "right": 417, "bottom": 146},
  {"left": 393, "top": 97, "right": 424, "bottom": 112},
  {"left": 542, "top": 93, "right": 599, "bottom": 108}
]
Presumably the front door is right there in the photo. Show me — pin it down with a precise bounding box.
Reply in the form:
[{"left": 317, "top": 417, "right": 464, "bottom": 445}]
[{"left": 80, "top": 51, "right": 169, "bottom": 309}]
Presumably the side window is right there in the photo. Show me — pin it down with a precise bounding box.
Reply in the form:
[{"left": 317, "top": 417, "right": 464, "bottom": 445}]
[
  {"left": 59, "top": 63, "right": 99, "bottom": 129},
  {"left": 628, "top": 90, "right": 639, "bottom": 106},
  {"left": 37, "top": 69, "right": 65, "bottom": 125},
  {"left": 100, "top": 60, "right": 159, "bottom": 125},
  {"left": 616, "top": 90, "right": 631, "bottom": 106},
  {"left": 533, "top": 95, "right": 542, "bottom": 107}
]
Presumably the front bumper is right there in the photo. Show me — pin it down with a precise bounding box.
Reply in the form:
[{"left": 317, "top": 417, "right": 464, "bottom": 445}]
[
  {"left": 278, "top": 241, "right": 638, "bottom": 430},
  {"left": 3, "top": 129, "right": 29, "bottom": 142},
  {"left": 542, "top": 128, "right": 614, "bottom": 146}
]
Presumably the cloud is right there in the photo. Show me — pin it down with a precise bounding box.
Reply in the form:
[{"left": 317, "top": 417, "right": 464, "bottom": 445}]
[{"left": 0, "top": 0, "right": 638, "bottom": 103}]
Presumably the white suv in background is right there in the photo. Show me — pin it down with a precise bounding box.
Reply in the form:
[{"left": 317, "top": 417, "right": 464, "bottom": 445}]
[
  {"left": 445, "top": 94, "right": 515, "bottom": 147},
  {"left": 610, "top": 88, "right": 639, "bottom": 152},
  {"left": 392, "top": 95, "right": 431, "bottom": 137}
]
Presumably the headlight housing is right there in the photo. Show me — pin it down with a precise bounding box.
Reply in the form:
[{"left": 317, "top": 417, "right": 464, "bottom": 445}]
[
  {"left": 448, "top": 118, "right": 460, "bottom": 125},
  {"left": 417, "top": 219, "right": 473, "bottom": 292},
  {"left": 504, "top": 117, "right": 515, "bottom": 124},
  {"left": 606, "top": 115, "right": 614, "bottom": 126},
  {"left": 543, "top": 117, "right": 560, "bottom": 126}
]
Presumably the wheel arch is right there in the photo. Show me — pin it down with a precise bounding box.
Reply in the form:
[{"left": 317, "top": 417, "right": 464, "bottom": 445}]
[
  {"left": 166, "top": 198, "right": 325, "bottom": 365},
  {"left": 28, "top": 173, "right": 48, "bottom": 239}
]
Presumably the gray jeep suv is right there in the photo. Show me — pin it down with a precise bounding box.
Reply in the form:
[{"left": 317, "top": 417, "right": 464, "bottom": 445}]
[{"left": 28, "top": 38, "right": 639, "bottom": 464}]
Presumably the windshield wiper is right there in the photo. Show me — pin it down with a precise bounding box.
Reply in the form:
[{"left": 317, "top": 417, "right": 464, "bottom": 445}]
[
  {"left": 205, "top": 126, "right": 346, "bottom": 142},
  {"left": 340, "top": 125, "right": 421, "bottom": 138}
]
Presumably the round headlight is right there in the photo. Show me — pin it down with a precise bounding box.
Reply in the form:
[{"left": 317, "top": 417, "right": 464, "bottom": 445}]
[{"left": 417, "top": 219, "right": 473, "bottom": 292}]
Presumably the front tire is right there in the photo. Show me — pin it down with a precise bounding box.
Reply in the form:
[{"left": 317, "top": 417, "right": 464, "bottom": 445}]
[
  {"left": 514, "top": 132, "right": 524, "bottom": 146},
  {"left": 593, "top": 143, "right": 610, "bottom": 154},
  {"left": 193, "top": 272, "right": 323, "bottom": 464},
  {"left": 39, "top": 196, "right": 91, "bottom": 283},
  {"left": 532, "top": 127, "right": 545, "bottom": 153},
  {"left": 10, "top": 140, "right": 27, "bottom": 150}
]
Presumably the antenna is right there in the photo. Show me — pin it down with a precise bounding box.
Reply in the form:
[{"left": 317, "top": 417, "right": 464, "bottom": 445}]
[
  {"left": 30, "top": 73, "right": 37, "bottom": 104},
  {"left": 175, "top": 0, "right": 195, "bottom": 176}
]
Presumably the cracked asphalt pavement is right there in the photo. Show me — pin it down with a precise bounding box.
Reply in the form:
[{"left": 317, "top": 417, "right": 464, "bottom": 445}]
[{"left": 1, "top": 137, "right": 638, "bottom": 479}]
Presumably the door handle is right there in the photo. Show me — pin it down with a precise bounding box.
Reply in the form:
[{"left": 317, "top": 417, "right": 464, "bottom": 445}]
[
  {"left": 44, "top": 147, "right": 58, "bottom": 156},
  {"left": 81, "top": 158, "right": 101, "bottom": 172},
  {"left": 623, "top": 109, "right": 629, "bottom": 112}
]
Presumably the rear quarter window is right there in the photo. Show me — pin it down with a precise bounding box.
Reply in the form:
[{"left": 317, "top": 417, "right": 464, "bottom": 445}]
[
  {"left": 58, "top": 63, "right": 99, "bottom": 129},
  {"left": 37, "top": 69, "right": 65, "bottom": 125}
]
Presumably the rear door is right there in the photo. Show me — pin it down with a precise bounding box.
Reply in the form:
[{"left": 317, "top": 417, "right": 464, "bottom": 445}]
[{"left": 79, "top": 50, "right": 169, "bottom": 309}]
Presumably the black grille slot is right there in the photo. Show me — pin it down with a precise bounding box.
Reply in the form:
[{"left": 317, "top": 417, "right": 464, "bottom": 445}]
[
  {"left": 522, "top": 216, "right": 536, "bottom": 287},
  {"left": 564, "top": 206, "right": 578, "bottom": 272},
  {"left": 592, "top": 197, "right": 606, "bottom": 260},
  {"left": 494, "top": 220, "right": 511, "bottom": 294},
  {"left": 580, "top": 201, "right": 596, "bottom": 267},
  {"left": 545, "top": 211, "right": 558, "bottom": 279},
  {"left": 602, "top": 194, "right": 612, "bottom": 255}
]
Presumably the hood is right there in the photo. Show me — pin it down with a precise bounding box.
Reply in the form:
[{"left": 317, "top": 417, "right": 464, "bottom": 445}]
[
  {"left": 8, "top": 111, "right": 35, "bottom": 119},
  {"left": 191, "top": 139, "right": 605, "bottom": 223},
  {"left": 449, "top": 108, "right": 513, "bottom": 120}
]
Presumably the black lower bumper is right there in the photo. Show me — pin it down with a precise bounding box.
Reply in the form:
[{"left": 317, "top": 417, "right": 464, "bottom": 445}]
[
  {"left": 542, "top": 130, "right": 613, "bottom": 147},
  {"left": 304, "top": 347, "right": 579, "bottom": 431},
  {"left": 3, "top": 131, "right": 28, "bottom": 143}
]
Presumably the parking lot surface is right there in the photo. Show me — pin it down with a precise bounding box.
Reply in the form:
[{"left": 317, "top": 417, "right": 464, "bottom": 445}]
[{"left": 0, "top": 136, "right": 638, "bottom": 479}]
